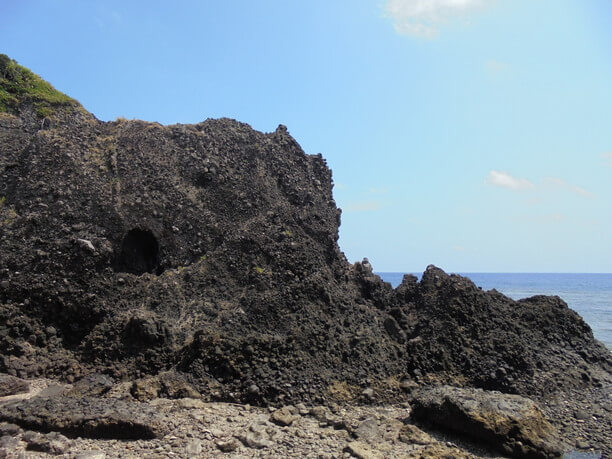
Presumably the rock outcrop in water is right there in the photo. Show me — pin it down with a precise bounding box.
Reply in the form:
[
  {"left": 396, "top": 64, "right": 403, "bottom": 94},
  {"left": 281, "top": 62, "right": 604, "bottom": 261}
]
[{"left": 1, "top": 55, "right": 611, "bottom": 456}]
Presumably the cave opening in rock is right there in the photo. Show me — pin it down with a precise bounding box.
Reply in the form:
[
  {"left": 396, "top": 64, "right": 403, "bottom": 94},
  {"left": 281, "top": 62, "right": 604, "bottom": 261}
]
[{"left": 115, "top": 228, "right": 162, "bottom": 275}]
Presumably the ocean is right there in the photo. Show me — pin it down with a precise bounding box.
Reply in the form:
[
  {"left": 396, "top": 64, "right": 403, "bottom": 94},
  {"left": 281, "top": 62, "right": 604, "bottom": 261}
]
[{"left": 377, "top": 272, "right": 612, "bottom": 350}]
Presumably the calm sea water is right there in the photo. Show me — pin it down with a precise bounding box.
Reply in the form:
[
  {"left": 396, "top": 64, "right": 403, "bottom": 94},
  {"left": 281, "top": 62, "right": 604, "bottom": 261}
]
[{"left": 377, "top": 272, "right": 612, "bottom": 349}]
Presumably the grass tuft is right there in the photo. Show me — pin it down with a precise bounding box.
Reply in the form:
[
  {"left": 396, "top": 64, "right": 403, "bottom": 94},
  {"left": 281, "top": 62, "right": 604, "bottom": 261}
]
[{"left": 0, "top": 54, "right": 78, "bottom": 117}]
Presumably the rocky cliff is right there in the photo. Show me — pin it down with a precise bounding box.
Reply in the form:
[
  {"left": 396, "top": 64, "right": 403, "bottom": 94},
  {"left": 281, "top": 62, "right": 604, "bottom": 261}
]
[{"left": 1, "top": 54, "right": 610, "bottom": 412}]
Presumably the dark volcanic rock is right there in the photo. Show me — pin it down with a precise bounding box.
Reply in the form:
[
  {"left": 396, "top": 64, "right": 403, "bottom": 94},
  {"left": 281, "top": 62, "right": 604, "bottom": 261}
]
[
  {"left": 0, "top": 373, "right": 29, "bottom": 396},
  {"left": 0, "top": 396, "right": 169, "bottom": 439},
  {"left": 0, "top": 54, "right": 610, "bottom": 410},
  {"left": 411, "top": 385, "right": 562, "bottom": 458}
]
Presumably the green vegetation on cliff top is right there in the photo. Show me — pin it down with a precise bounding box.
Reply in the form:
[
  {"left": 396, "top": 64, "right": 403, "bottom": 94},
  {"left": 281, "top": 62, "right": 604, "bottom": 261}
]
[{"left": 0, "top": 54, "right": 78, "bottom": 117}]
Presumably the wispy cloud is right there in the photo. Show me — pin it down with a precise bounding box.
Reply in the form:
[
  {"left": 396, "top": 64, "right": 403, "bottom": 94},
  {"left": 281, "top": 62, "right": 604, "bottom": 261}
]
[
  {"left": 602, "top": 152, "right": 612, "bottom": 166},
  {"left": 368, "top": 187, "right": 390, "bottom": 194},
  {"left": 542, "top": 177, "right": 594, "bottom": 198},
  {"left": 384, "top": 0, "right": 493, "bottom": 38},
  {"left": 486, "top": 170, "right": 594, "bottom": 198},
  {"left": 344, "top": 201, "right": 382, "bottom": 212},
  {"left": 486, "top": 170, "right": 534, "bottom": 191}
]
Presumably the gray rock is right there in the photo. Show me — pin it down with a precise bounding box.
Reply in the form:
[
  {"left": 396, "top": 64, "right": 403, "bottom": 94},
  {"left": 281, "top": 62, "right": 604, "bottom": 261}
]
[
  {"left": 309, "top": 406, "right": 330, "bottom": 422},
  {"left": 216, "top": 438, "right": 240, "bottom": 452},
  {"left": 241, "top": 429, "right": 272, "bottom": 449},
  {"left": 239, "top": 421, "right": 274, "bottom": 449},
  {"left": 354, "top": 418, "right": 379, "bottom": 442},
  {"left": 411, "top": 385, "right": 562, "bottom": 458},
  {"left": 0, "top": 396, "right": 169, "bottom": 440},
  {"left": 67, "top": 374, "right": 114, "bottom": 397}
]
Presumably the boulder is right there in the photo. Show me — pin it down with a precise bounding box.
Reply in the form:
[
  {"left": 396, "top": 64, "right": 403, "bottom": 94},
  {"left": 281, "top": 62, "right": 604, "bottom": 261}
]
[
  {"left": 0, "top": 396, "right": 169, "bottom": 439},
  {"left": 66, "top": 374, "right": 114, "bottom": 398},
  {"left": 0, "top": 374, "right": 29, "bottom": 397},
  {"left": 410, "top": 385, "right": 562, "bottom": 458}
]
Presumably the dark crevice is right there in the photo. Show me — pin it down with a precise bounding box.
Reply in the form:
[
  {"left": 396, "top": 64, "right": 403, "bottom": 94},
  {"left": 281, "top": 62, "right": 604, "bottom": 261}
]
[{"left": 115, "top": 229, "right": 162, "bottom": 275}]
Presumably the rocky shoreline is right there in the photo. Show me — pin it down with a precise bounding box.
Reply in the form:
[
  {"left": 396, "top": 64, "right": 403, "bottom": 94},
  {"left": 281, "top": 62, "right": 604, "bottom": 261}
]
[
  {"left": 1, "top": 55, "right": 610, "bottom": 458},
  {"left": 1, "top": 376, "right": 608, "bottom": 458}
]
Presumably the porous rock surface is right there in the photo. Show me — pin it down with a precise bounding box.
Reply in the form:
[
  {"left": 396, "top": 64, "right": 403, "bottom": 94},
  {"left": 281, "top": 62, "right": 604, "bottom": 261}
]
[
  {"left": 0, "top": 55, "right": 611, "bottom": 457},
  {"left": 410, "top": 385, "right": 562, "bottom": 458}
]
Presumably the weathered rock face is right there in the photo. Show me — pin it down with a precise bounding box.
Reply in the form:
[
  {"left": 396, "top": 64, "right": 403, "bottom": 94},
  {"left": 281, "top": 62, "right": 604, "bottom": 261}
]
[
  {"left": 411, "top": 385, "right": 564, "bottom": 458},
  {"left": 0, "top": 55, "right": 611, "bottom": 407}
]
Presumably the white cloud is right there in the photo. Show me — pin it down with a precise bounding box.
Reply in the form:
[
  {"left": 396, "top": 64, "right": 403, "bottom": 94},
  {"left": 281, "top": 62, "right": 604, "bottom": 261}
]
[
  {"left": 344, "top": 201, "right": 382, "bottom": 212},
  {"left": 602, "top": 152, "right": 612, "bottom": 166},
  {"left": 486, "top": 170, "right": 534, "bottom": 191},
  {"left": 384, "top": 0, "right": 492, "bottom": 38}
]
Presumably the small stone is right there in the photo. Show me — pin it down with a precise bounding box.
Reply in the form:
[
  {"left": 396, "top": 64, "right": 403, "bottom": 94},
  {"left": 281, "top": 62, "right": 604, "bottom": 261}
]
[
  {"left": 310, "top": 406, "right": 330, "bottom": 422},
  {"left": 271, "top": 406, "right": 298, "bottom": 427},
  {"left": 240, "top": 430, "right": 271, "bottom": 449},
  {"left": 361, "top": 388, "right": 374, "bottom": 400},
  {"left": 76, "top": 238, "right": 96, "bottom": 252},
  {"left": 399, "top": 379, "right": 418, "bottom": 393},
  {"left": 216, "top": 438, "right": 240, "bottom": 452},
  {"left": 248, "top": 384, "right": 260, "bottom": 395},
  {"left": 296, "top": 403, "right": 309, "bottom": 415}
]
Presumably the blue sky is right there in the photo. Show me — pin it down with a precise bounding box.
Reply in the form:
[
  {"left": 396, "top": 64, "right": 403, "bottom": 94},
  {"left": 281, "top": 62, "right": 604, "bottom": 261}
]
[{"left": 2, "top": 0, "right": 611, "bottom": 272}]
